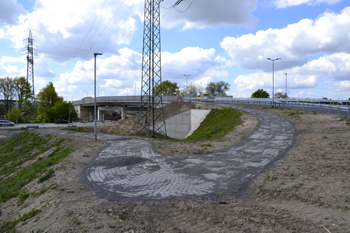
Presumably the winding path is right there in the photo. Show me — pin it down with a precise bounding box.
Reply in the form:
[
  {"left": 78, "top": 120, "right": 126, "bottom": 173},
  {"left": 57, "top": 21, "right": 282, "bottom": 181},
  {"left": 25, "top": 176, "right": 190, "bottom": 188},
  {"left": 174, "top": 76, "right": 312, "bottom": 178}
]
[{"left": 39, "top": 105, "right": 295, "bottom": 201}]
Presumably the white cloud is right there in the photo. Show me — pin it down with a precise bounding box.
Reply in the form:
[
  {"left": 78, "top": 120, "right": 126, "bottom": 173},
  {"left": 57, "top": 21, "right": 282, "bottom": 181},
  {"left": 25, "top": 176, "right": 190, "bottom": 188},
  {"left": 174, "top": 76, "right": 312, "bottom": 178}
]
[
  {"left": 161, "top": 0, "right": 258, "bottom": 30},
  {"left": 0, "top": 0, "right": 26, "bottom": 25},
  {"left": 0, "top": 55, "right": 26, "bottom": 64},
  {"left": 162, "top": 47, "right": 229, "bottom": 86},
  {"left": 2, "top": 0, "right": 143, "bottom": 63},
  {"left": 53, "top": 46, "right": 229, "bottom": 99},
  {"left": 221, "top": 7, "right": 350, "bottom": 71},
  {"left": 233, "top": 52, "right": 350, "bottom": 97},
  {"left": 273, "top": 0, "right": 342, "bottom": 8}
]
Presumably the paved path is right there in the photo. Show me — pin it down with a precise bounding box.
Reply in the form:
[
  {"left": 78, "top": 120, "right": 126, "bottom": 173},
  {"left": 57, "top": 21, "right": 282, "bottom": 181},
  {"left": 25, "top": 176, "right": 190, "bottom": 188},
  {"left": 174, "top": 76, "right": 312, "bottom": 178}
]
[{"left": 39, "top": 105, "right": 295, "bottom": 202}]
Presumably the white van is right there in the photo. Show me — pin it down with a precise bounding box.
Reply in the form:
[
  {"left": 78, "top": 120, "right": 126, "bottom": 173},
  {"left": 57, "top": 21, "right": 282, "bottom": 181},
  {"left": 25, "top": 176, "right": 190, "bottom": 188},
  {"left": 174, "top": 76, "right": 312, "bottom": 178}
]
[{"left": 0, "top": 120, "right": 15, "bottom": 127}]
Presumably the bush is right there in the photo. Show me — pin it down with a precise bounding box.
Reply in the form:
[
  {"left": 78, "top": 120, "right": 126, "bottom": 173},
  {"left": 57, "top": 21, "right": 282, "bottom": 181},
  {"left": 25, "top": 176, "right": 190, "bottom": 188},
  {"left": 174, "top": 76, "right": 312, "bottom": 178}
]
[{"left": 7, "top": 107, "right": 24, "bottom": 123}]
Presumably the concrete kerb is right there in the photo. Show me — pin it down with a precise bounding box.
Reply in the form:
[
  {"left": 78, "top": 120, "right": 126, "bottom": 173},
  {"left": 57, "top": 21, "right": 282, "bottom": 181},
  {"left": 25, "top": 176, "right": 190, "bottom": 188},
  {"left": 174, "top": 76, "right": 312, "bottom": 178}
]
[{"left": 36, "top": 105, "right": 296, "bottom": 202}]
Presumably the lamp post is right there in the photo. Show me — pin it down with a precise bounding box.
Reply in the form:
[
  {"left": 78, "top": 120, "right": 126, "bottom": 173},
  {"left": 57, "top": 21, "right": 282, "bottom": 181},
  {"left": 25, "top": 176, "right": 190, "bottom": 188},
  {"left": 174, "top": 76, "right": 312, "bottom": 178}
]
[
  {"left": 184, "top": 74, "right": 191, "bottom": 97},
  {"left": 266, "top": 58, "right": 281, "bottom": 106},
  {"left": 285, "top": 73, "right": 287, "bottom": 97},
  {"left": 94, "top": 53, "right": 103, "bottom": 141}
]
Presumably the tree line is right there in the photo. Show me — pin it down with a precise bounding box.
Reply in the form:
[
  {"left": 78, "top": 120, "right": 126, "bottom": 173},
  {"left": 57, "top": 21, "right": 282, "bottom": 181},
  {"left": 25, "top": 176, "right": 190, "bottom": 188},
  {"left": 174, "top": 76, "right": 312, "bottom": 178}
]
[
  {"left": 154, "top": 80, "right": 231, "bottom": 96},
  {"left": 0, "top": 77, "right": 33, "bottom": 121},
  {"left": 0, "top": 77, "right": 77, "bottom": 123}
]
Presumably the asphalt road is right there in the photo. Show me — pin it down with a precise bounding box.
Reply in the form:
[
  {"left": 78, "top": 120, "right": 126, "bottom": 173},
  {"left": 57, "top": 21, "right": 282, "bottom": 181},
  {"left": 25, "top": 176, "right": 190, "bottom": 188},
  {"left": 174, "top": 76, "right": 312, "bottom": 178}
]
[{"left": 0, "top": 122, "right": 111, "bottom": 130}]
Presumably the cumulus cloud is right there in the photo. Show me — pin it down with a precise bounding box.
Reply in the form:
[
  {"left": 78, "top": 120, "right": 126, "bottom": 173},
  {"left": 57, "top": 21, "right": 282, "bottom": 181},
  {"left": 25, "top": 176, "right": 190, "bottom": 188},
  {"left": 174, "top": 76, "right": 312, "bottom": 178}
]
[
  {"left": 221, "top": 7, "right": 350, "bottom": 71},
  {"left": 53, "top": 46, "right": 229, "bottom": 99},
  {"left": 233, "top": 53, "right": 350, "bottom": 97},
  {"left": 272, "top": 0, "right": 342, "bottom": 8},
  {"left": 162, "top": 47, "right": 229, "bottom": 82},
  {"left": 160, "top": 0, "right": 258, "bottom": 30},
  {"left": 0, "top": 0, "right": 26, "bottom": 25},
  {"left": 2, "top": 0, "right": 143, "bottom": 63}
]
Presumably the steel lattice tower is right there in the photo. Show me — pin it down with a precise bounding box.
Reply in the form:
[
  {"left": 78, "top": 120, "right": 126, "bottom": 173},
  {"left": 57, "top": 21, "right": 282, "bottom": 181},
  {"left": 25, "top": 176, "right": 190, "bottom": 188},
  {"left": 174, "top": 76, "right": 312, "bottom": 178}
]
[
  {"left": 26, "top": 30, "right": 35, "bottom": 98},
  {"left": 137, "top": 0, "right": 167, "bottom": 138}
]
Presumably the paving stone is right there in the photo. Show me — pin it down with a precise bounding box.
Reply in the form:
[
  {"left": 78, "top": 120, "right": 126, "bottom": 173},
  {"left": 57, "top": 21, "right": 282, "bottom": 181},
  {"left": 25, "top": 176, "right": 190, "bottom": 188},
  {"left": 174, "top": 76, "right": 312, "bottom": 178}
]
[{"left": 38, "top": 105, "right": 295, "bottom": 202}]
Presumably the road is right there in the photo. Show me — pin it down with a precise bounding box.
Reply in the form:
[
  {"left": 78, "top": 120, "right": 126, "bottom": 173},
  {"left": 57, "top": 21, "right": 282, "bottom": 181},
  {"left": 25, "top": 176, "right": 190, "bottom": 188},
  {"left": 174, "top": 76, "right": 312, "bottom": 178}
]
[{"left": 0, "top": 121, "right": 111, "bottom": 130}]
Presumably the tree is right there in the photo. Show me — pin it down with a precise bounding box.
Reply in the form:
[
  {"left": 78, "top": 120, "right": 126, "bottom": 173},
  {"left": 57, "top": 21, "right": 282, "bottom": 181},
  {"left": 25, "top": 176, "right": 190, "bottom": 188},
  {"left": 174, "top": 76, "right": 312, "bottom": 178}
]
[
  {"left": 251, "top": 89, "right": 270, "bottom": 98},
  {"left": 180, "top": 83, "right": 201, "bottom": 96},
  {"left": 153, "top": 80, "right": 180, "bottom": 96},
  {"left": 14, "top": 77, "right": 33, "bottom": 110},
  {"left": 205, "top": 81, "right": 230, "bottom": 96},
  {"left": 274, "top": 92, "right": 288, "bottom": 98},
  {"left": 0, "top": 77, "right": 16, "bottom": 113},
  {"left": 7, "top": 107, "right": 24, "bottom": 123},
  {"left": 51, "top": 99, "right": 78, "bottom": 121},
  {"left": 36, "top": 82, "right": 63, "bottom": 122}
]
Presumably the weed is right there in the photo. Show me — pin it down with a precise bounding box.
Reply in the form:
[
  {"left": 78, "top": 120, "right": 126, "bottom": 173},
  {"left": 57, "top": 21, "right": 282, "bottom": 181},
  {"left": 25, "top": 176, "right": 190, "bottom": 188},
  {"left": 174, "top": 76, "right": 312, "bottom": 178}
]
[
  {"left": 62, "top": 127, "right": 88, "bottom": 133},
  {"left": 200, "top": 143, "right": 212, "bottom": 147},
  {"left": 18, "top": 191, "right": 34, "bottom": 205},
  {"left": 0, "top": 132, "right": 73, "bottom": 202},
  {"left": 0, "top": 208, "right": 42, "bottom": 232},
  {"left": 72, "top": 216, "right": 81, "bottom": 225},
  {"left": 30, "top": 229, "right": 49, "bottom": 233},
  {"left": 38, "top": 169, "right": 55, "bottom": 183}
]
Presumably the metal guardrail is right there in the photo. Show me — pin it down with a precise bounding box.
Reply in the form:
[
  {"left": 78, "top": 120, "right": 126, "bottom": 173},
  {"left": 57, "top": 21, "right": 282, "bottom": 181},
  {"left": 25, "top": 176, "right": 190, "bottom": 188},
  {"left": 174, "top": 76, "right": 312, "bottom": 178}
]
[{"left": 185, "top": 98, "right": 350, "bottom": 119}]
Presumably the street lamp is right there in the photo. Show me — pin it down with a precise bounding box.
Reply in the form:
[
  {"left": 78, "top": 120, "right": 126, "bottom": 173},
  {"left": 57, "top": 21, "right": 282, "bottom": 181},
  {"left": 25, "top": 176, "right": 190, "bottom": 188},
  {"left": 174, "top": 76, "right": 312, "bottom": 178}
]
[
  {"left": 266, "top": 58, "right": 281, "bottom": 106},
  {"left": 184, "top": 74, "right": 191, "bottom": 96},
  {"left": 285, "top": 73, "right": 287, "bottom": 97},
  {"left": 94, "top": 53, "right": 103, "bottom": 141}
]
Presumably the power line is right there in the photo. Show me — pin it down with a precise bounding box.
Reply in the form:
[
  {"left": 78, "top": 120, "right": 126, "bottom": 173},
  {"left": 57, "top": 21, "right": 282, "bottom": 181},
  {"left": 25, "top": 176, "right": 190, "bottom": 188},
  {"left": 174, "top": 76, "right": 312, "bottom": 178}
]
[
  {"left": 83, "top": 0, "right": 126, "bottom": 59},
  {"left": 64, "top": 0, "right": 109, "bottom": 72}
]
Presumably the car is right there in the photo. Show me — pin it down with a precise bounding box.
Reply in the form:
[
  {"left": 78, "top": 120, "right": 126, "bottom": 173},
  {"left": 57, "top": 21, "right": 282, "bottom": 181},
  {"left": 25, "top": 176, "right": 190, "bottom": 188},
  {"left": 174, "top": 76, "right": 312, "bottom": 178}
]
[
  {"left": 55, "top": 119, "right": 69, "bottom": 124},
  {"left": 0, "top": 120, "right": 15, "bottom": 127}
]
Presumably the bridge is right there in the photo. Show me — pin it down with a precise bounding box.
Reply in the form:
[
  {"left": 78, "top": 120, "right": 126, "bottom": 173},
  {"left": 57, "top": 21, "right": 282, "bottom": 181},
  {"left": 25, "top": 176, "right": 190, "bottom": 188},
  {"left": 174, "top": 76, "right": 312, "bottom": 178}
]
[{"left": 72, "top": 95, "right": 182, "bottom": 121}]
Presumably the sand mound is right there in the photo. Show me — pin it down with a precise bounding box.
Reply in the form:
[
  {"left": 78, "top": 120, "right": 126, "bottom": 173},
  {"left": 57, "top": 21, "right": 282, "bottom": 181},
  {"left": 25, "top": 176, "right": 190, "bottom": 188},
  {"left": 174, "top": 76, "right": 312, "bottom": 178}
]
[{"left": 97, "top": 101, "right": 197, "bottom": 135}]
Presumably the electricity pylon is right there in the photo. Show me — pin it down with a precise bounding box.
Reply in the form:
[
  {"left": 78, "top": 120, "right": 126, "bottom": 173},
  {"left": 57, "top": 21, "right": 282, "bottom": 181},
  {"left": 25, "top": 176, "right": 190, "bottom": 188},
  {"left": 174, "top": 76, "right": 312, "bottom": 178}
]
[
  {"left": 137, "top": 0, "right": 186, "bottom": 138},
  {"left": 26, "top": 30, "right": 36, "bottom": 98}
]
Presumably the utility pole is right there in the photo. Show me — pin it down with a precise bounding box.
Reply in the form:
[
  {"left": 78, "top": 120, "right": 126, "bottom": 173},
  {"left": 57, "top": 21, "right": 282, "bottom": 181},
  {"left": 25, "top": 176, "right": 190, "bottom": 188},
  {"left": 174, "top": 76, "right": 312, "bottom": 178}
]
[
  {"left": 137, "top": 0, "right": 187, "bottom": 138},
  {"left": 267, "top": 58, "right": 281, "bottom": 106},
  {"left": 184, "top": 74, "right": 191, "bottom": 96},
  {"left": 285, "top": 73, "right": 287, "bottom": 97},
  {"left": 25, "top": 30, "right": 36, "bottom": 99},
  {"left": 94, "top": 53, "right": 103, "bottom": 141}
]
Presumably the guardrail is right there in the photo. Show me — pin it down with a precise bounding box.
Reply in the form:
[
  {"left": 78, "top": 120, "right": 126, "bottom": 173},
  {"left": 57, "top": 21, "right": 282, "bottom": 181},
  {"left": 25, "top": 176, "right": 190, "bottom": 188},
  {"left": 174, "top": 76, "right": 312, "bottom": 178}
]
[{"left": 184, "top": 97, "right": 350, "bottom": 119}]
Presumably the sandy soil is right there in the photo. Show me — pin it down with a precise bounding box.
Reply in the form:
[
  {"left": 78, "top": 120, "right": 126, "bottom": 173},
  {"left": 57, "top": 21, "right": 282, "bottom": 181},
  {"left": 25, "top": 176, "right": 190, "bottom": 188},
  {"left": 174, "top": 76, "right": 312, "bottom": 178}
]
[{"left": 0, "top": 104, "right": 350, "bottom": 232}]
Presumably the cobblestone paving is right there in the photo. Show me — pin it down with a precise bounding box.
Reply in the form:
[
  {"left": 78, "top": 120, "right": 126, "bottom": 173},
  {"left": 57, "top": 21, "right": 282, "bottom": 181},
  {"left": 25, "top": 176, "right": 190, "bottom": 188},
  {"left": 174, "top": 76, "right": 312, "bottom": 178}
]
[{"left": 39, "top": 105, "right": 295, "bottom": 201}]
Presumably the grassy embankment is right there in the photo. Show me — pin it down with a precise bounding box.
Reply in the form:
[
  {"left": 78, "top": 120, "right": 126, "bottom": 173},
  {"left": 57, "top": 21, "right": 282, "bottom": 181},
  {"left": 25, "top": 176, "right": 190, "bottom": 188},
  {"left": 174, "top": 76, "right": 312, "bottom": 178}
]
[
  {"left": 184, "top": 108, "right": 242, "bottom": 142},
  {"left": 0, "top": 130, "right": 73, "bottom": 232}
]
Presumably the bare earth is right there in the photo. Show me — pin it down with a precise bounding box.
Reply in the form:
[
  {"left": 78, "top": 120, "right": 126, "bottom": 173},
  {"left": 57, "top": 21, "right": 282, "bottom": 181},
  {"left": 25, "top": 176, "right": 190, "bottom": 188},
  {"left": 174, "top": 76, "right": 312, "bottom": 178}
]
[{"left": 0, "top": 104, "right": 350, "bottom": 233}]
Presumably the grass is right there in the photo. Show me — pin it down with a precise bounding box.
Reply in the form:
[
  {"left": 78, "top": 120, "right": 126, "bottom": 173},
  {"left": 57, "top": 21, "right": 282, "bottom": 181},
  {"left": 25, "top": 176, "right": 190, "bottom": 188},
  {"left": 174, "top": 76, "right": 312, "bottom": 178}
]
[
  {"left": 61, "top": 127, "right": 89, "bottom": 133},
  {"left": 0, "top": 208, "right": 42, "bottom": 233},
  {"left": 0, "top": 131, "right": 73, "bottom": 202},
  {"left": 184, "top": 108, "right": 242, "bottom": 142}
]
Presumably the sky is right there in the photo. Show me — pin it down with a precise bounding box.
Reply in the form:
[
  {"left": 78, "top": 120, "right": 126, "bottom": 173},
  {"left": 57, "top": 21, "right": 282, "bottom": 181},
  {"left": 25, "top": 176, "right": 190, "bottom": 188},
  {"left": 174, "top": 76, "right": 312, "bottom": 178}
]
[{"left": 0, "top": 0, "right": 350, "bottom": 101}]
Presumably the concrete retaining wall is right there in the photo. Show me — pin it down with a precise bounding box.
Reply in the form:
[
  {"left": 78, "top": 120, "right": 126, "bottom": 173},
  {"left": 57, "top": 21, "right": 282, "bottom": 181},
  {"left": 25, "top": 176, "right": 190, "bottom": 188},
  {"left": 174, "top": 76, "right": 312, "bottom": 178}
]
[{"left": 159, "top": 109, "right": 211, "bottom": 140}]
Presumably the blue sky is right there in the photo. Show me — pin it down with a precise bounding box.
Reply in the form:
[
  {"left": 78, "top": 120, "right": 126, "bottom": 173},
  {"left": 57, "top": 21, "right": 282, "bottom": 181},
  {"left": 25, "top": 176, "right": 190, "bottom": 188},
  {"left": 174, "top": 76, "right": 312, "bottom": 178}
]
[{"left": 0, "top": 0, "right": 350, "bottom": 101}]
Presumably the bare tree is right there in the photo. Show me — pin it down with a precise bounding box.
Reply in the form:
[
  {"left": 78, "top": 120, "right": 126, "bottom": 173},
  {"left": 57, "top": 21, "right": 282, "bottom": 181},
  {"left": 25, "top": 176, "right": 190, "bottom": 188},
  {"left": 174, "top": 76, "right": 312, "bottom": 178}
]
[{"left": 180, "top": 83, "right": 201, "bottom": 96}]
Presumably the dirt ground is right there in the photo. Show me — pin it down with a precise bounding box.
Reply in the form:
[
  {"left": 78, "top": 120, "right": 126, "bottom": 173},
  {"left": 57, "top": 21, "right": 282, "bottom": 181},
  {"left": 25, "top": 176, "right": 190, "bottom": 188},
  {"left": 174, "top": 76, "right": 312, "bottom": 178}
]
[{"left": 0, "top": 104, "right": 350, "bottom": 233}]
